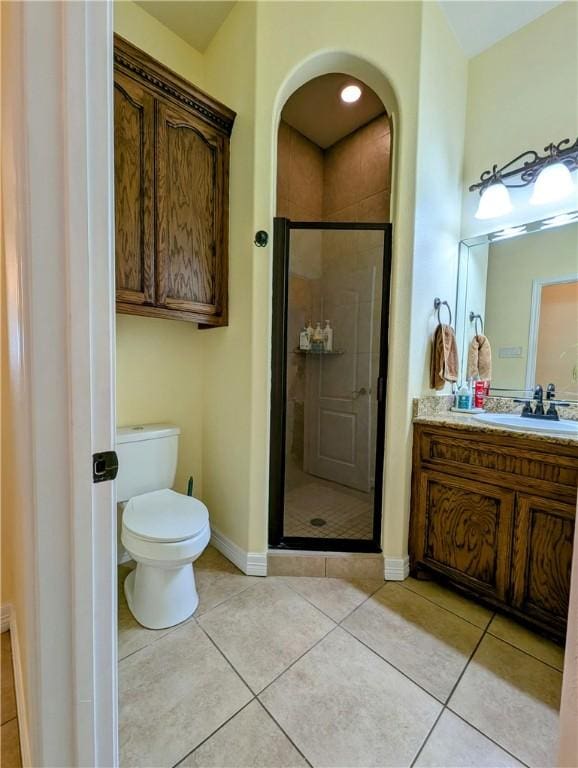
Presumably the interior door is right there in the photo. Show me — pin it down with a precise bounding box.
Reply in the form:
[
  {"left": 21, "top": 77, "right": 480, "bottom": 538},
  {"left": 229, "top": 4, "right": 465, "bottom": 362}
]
[{"left": 304, "top": 264, "right": 376, "bottom": 491}]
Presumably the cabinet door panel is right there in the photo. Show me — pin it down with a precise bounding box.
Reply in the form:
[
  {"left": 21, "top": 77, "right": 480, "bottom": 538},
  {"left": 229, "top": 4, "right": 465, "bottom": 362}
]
[
  {"left": 114, "top": 72, "right": 154, "bottom": 305},
  {"left": 156, "top": 101, "right": 227, "bottom": 321},
  {"left": 511, "top": 495, "right": 574, "bottom": 629},
  {"left": 417, "top": 471, "right": 514, "bottom": 600}
]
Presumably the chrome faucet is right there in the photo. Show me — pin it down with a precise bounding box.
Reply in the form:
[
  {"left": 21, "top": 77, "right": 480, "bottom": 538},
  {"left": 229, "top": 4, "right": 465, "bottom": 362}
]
[{"left": 515, "top": 383, "right": 570, "bottom": 421}]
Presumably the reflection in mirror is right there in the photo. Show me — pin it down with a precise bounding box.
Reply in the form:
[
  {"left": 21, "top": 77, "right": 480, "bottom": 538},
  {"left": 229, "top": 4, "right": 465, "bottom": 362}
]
[{"left": 457, "top": 215, "right": 578, "bottom": 401}]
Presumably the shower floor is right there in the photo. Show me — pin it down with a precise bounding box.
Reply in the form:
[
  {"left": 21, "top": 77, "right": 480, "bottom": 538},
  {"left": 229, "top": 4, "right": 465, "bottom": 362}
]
[{"left": 284, "top": 479, "right": 373, "bottom": 539}]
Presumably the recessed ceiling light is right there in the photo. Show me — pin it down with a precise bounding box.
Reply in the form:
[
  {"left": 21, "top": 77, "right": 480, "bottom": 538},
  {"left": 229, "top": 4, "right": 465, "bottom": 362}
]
[{"left": 340, "top": 84, "right": 362, "bottom": 104}]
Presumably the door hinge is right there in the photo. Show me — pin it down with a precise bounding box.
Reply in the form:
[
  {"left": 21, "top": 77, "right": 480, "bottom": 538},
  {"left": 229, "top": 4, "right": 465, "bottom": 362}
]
[{"left": 92, "top": 451, "right": 119, "bottom": 483}]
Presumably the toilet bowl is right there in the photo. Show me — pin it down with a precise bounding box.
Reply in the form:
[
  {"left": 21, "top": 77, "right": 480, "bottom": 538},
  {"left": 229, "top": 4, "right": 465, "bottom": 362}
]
[
  {"left": 116, "top": 423, "right": 211, "bottom": 630},
  {"left": 121, "top": 489, "right": 210, "bottom": 629}
]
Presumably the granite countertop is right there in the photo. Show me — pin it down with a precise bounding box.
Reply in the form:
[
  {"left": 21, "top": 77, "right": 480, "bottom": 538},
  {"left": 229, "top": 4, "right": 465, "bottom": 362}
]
[{"left": 413, "top": 410, "right": 578, "bottom": 447}]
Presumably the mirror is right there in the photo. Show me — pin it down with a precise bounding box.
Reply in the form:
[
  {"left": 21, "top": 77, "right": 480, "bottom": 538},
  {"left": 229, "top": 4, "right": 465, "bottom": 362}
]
[{"left": 456, "top": 214, "right": 578, "bottom": 401}]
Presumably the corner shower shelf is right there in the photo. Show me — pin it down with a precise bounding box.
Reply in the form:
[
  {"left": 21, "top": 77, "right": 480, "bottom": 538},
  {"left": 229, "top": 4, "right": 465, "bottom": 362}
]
[{"left": 293, "top": 349, "right": 345, "bottom": 356}]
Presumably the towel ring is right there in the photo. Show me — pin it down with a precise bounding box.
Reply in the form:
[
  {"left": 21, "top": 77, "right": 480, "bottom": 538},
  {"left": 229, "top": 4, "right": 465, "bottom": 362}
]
[
  {"left": 469, "top": 311, "right": 484, "bottom": 336},
  {"left": 434, "top": 298, "right": 452, "bottom": 327}
]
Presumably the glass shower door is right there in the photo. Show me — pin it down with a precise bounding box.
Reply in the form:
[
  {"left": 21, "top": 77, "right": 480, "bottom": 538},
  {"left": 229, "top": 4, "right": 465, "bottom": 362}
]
[{"left": 270, "top": 219, "right": 391, "bottom": 551}]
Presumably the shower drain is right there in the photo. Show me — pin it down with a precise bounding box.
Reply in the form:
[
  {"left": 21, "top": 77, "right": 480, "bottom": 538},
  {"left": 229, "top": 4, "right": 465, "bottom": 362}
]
[{"left": 310, "top": 517, "right": 327, "bottom": 527}]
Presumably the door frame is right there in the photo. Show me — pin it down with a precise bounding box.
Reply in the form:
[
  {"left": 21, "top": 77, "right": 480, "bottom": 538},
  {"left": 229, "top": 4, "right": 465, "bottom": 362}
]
[
  {"left": 2, "top": 2, "right": 117, "bottom": 764},
  {"left": 525, "top": 272, "right": 578, "bottom": 392},
  {"left": 268, "top": 218, "right": 392, "bottom": 553}
]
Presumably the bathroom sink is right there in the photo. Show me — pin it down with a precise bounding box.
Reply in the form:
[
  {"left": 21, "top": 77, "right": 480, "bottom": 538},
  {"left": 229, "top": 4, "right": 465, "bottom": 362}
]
[{"left": 473, "top": 412, "right": 578, "bottom": 437}]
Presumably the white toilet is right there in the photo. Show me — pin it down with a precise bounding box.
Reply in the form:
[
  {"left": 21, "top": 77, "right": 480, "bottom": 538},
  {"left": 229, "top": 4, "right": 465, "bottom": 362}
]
[{"left": 116, "top": 423, "right": 210, "bottom": 629}]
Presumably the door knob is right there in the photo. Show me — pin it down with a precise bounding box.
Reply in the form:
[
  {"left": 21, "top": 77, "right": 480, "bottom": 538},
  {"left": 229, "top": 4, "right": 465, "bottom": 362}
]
[{"left": 352, "top": 387, "right": 367, "bottom": 399}]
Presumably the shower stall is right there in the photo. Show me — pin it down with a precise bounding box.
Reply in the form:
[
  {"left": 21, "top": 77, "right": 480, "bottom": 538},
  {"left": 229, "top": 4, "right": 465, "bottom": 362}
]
[{"left": 269, "top": 218, "right": 392, "bottom": 552}]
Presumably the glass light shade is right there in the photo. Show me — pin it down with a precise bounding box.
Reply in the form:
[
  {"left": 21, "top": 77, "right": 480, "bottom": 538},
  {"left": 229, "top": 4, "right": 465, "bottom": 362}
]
[
  {"left": 340, "top": 84, "right": 362, "bottom": 103},
  {"left": 530, "top": 162, "right": 575, "bottom": 205},
  {"left": 475, "top": 181, "right": 513, "bottom": 220}
]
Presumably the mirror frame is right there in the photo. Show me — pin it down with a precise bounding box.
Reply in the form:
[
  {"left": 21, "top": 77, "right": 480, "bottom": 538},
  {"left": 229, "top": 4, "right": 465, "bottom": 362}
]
[{"left": 456, "top": 211, "right": 578, "bottom": 399}]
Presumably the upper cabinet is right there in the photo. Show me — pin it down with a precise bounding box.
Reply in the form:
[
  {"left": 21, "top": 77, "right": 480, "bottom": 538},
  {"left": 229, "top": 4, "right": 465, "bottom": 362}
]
[{"left": 113, "top": 36, "right": 235, "bottom": 327}]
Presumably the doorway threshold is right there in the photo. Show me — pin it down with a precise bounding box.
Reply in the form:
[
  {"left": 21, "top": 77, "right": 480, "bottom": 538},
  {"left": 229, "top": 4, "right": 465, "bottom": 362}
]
[{"left": 268, "top": 549, "right": 384, "bottom": 580}]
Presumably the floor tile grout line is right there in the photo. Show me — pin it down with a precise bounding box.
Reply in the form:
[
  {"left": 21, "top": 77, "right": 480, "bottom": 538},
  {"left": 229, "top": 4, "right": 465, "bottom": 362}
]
[
  {"left": 279, "top": 576, "right": 383, "bottom": 625},
  {"left": 170, "top": 697, "right": 256, "bottom": 768},
  {"left": 253, "top": 698, "right": 314, "bottom": 768},
  {"left": 337, "top": 622, "right": 447, "bottom": 705},
  {"left": 194, "top": 617, "right": 257, "bottom": 694},
  {"left": 409, "top": 615, "right": 492, "bottom": 768},
  {"left": 445, "top": 706, "right": 532, "bottom": 768},
  {"left": 397, "top": 580, "right": 493, "bottom": 632},
  {"left": 257, "top": 624, "right": 341, "bottom": 699},
  {"left": 484, "top": 630, "right": 564, "bottom": 673}
]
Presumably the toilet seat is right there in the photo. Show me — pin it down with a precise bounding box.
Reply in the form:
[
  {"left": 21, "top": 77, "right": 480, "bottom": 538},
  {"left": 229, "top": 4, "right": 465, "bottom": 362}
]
[{"left": 123, "top": 488, "right": 209, "bottom": 543}]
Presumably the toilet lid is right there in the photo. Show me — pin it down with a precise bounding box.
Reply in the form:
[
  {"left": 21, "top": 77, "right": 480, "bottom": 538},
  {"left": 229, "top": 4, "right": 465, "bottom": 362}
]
[{"left": 123, "top": 489, "right": 209, "bottom": 543}]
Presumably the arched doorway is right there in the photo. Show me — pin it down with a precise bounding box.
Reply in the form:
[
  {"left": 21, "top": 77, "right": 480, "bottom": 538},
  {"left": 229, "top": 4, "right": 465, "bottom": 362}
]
[{"left": 269, "top": 73, "right": 392, "bottom": 552}]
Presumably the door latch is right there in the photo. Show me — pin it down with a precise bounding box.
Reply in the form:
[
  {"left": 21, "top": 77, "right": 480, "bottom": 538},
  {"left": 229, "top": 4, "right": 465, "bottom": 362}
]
[{"left": 92, "top": 451, "right": 119, "bottom": 483}]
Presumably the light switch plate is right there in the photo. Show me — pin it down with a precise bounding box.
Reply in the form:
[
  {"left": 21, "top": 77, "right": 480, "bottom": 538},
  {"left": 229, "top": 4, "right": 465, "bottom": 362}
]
[{"left": 498, "top": 346, "right": 523, "bottom": 358}]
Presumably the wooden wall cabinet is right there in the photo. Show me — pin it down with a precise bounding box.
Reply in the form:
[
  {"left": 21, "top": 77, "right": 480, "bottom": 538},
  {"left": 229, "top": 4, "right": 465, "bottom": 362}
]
[
  {"left": 410, "top": 423, "right": 578, "bottom": 641},
  {"left": 114, "top": 36, "right": 235, "bottom": 326}
]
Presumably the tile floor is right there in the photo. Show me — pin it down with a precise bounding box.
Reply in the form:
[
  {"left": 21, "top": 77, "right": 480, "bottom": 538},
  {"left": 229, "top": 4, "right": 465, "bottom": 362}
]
[
  {"left": 1, "top": 632, "right": 22, "bottom": 768},
  {"left": 284, "top": 480, "right": 373, "bottom": 539},
  {"left": 118, "top": 548, "right": 564, "bottom": 768}
]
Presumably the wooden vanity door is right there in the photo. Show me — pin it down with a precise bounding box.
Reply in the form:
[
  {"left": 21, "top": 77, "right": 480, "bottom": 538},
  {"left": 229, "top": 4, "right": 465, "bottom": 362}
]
[
  {"left": 114, "top": 72, "right": 155, "bottom": 306},
  {"left": 155, "top": 100, "right": 228, "bottom": 324},
  {"left": 415, "top": 470, "right": 515, "bottom": 601},
  {"left": 511, "top": 494, "right": 575, "bottom": 632}
]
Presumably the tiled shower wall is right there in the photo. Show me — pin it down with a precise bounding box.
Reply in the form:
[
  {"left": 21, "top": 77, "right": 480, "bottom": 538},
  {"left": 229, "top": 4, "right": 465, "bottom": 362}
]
[{"left": 277, "top": 116, "right": 391, "bottom": 489}]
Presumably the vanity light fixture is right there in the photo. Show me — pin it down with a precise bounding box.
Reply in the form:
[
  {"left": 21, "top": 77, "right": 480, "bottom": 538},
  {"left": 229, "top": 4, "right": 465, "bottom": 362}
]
[
  {"left": 475, "top": 179, "right": 513, "bottom": 220},
  {"left": 470, "top": 137, "right": 578, "bottom": 219},
  {"left": 530, "top": 160, "right": 575, "bottom": 205},
  {"left": 340, "top": 84, "right": 362, "bottom": 103}
]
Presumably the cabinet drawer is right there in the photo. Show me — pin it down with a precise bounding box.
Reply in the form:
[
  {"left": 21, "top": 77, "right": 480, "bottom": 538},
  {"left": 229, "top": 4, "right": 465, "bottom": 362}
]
[
  {"left": 418, "top": 428, "right": 578, "bottom": 498},
  {"left": 511, "top": 494, "right": 575, "bottom": 633},
  {"left": 413, "top": 470, "right": 514, "bottom": 601}
]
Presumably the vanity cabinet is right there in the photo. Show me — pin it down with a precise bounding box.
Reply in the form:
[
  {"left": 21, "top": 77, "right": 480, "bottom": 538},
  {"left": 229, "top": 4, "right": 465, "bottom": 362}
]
[
  {"left": 113, "top": 36, "right": 235, "bottom": 326},
  {"left": 410, "top": 423, "right": 578, "bottom": 641}
]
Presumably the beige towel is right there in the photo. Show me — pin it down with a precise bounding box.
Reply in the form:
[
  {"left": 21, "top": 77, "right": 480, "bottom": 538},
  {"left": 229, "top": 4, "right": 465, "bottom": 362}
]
[
  {"left": 467, "top": 334, "right": 492, "bottom": 381},
  {"left": 430, "top": 324, "right": 459, "bottom": 390}
]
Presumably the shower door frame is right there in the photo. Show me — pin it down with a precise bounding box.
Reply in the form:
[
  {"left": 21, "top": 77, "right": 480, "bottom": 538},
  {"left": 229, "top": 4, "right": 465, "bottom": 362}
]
[{"left": 268, "top": 217, "right": 392, "bottom": 552}]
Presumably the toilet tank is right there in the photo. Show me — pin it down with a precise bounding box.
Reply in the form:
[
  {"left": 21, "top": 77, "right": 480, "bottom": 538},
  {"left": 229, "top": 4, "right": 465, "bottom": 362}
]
[{"left": 116, "top": 423, "right": 180, "bottom": 502}]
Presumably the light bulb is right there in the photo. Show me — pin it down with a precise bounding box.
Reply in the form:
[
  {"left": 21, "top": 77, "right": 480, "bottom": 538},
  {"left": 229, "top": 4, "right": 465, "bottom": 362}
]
[
  {"left": 475, "top": 180, "right": 513, "bottom": 220},
  {"left": 340, "top": 84, "right": 362, "bottom": 103},
  {"left": 530, "top": 162, "right": 575, "bottom": 205}
]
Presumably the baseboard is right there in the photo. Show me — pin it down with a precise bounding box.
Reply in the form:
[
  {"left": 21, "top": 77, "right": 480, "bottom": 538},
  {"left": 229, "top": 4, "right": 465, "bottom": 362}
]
[
  {"left": 384, "top": 555, "right": 410, "bottom": 581},
  {"left": 210, "top": 527, "right": 267, "bottom": 577},
  {"left": 1, "top": 605, "right": 31, "bottom": 766}
]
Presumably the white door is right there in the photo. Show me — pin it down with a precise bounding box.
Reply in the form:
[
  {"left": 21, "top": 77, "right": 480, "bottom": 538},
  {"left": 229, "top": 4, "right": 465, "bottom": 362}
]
[
  {"left": 2, "top": 2, "right": 117, "bottom": 765},
  {"left": 295, "top": 226, "right": 384, "bottom": 493}
]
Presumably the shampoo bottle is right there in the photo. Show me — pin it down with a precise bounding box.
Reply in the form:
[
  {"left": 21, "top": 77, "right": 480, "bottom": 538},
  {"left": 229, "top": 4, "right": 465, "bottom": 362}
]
[{"left": 323, "top": 320, "right": 333, "bottom": 352}]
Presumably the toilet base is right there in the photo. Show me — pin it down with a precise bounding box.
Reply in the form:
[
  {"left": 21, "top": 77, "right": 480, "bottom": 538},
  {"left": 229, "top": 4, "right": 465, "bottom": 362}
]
[{"left": 124, "top": 562, "right": 199, "bottom": 630}]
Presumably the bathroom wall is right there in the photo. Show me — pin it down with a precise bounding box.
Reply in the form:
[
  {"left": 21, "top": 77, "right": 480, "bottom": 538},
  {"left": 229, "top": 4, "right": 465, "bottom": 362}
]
[
  {"left": 462, "top": 1, "right": 578, "bottom": 235},
  {"left": 114, "top": 2, "right": 206, "bottom": 497},
  {"left": 276, "top": 121, "right": 323, "bottom": 479},
  {"left": 201, "top": 1, "right": 258, "bottom": 551}
]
